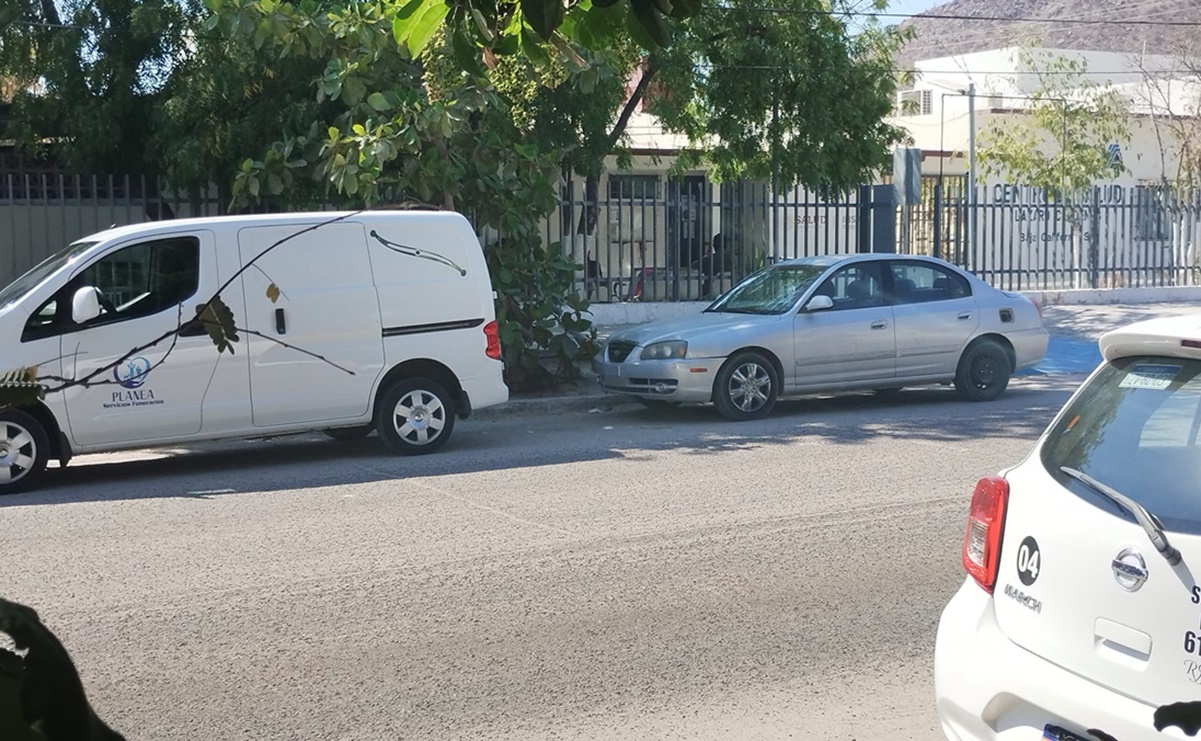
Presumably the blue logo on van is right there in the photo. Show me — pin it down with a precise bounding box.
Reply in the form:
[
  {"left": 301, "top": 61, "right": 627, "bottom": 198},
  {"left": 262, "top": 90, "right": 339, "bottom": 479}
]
[{"left": 114, "top": 357, "right": 152, "bottom": 389}]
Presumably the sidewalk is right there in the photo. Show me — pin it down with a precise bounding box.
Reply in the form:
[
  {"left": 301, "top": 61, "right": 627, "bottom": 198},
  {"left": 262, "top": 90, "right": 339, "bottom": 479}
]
[{"left": 480, "top": 301, "right": 1200, "bottom": 419}]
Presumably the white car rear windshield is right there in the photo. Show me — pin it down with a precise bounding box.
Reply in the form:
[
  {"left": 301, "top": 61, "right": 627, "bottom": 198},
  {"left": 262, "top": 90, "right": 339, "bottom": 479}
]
[{"left": 1041, "top": 355, "right": 1201, "bottom": 534}]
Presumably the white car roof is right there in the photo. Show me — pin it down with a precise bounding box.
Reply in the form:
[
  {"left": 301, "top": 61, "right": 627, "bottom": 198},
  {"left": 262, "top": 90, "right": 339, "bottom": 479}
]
[{"left": 1099, "top": 313, "right": 1201, "bottom": 362}]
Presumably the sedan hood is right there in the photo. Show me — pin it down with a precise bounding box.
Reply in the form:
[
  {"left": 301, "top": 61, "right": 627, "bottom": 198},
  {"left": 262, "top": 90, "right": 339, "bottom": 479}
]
[{"left": 607, "top": 311, "right": 781, "bottom": 348}]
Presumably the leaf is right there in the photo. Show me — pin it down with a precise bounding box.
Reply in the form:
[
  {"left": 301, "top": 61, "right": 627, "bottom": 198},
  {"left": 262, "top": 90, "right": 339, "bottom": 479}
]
[
  {"left": 367, "top": 92, "right": 390, "bottom": 112},
  {"left": 391, "top": 0, "right": 427, "bottom": 45},
  {"left": 407, "top": 0, "right": 449, "bottom": 57},
  {"left": 521, "top": 0, "right": 565, "bottom": 41},
  {"left": 196, "top": 297, "right": 240, "bottom": 355},
  {"left": 519, "top": 27, "right": 551, "bottom": 67},
  {"left": 451, "top": 30, "right": 488, "bottom": 78},
  {"left": 266, "top": 283, "right": 281, "bottom": 303},
  {"left": 0, "top": 367, "right": 45, "bottom": 410},
  {"left": 629, "top": 0, "right": 671, "bottom": 48}
]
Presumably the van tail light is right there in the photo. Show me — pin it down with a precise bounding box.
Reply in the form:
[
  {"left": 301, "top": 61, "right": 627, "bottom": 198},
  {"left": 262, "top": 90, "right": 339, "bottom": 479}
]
[
  {"left": 962, "top": 475, "right": 1010, "bottom": 593},
  {"left": 483, "top": 320, "right": 501, "bottom": 360}
]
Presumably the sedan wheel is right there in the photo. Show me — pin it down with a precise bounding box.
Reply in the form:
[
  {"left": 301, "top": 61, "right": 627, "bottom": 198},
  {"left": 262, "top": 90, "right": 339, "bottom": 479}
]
[
  {"left": 714, "top": 351, "right": 780, "bottom": 421},
  {"left": 954, "top": 339, "right": 1011, "bottom": 402}
]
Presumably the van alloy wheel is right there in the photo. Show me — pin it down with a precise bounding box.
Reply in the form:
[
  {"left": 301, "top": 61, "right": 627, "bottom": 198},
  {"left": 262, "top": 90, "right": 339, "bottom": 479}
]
[
  {"left": 375, "top": 378, "right": 457, "bottom": 455},
  {"left": 392, "top": 389, "right": 446, "bottom": 445},
  {"left": 0, "top": 410, "right": 50, "bottom": 495}
]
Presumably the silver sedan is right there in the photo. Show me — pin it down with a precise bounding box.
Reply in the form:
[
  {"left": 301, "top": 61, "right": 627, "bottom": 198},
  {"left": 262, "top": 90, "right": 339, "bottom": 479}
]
[{"left": 592, "top": 254, "right": 1049, "bottom": 420}]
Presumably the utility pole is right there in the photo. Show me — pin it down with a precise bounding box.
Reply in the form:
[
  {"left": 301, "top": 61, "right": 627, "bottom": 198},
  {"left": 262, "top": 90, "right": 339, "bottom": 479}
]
[{"left": 967, "top": 82, "right": 977, "bottom": 263}]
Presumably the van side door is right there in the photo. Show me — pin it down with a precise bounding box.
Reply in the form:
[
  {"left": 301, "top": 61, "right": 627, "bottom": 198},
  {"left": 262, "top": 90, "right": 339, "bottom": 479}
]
[
  {"left": 59, "top": 231, "right": 222, "bottom": 447},
  {"left": 237, "top": 222, "right": 385, "bottom": 428}
]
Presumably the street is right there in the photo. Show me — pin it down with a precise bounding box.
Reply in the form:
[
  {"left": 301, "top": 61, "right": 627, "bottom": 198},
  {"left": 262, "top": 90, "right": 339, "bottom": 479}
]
[{"left": 1, "top": 373, "right": 1085, "bottom": 740}]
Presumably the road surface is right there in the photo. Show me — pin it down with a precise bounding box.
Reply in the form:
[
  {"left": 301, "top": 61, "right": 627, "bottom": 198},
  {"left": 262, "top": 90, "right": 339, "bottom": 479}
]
[{"left": 0, "top": 374, "right": 1089, "bottom": 740}]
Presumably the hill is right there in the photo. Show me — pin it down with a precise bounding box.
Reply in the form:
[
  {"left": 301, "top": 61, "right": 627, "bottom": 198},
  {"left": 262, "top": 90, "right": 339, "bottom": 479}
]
[{"left": 894, "top": 0, "right": 1201, "bottom": 68}]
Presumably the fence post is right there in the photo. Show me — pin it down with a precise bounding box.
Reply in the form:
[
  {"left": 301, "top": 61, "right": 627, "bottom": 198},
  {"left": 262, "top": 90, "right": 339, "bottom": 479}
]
[
  {"left": 932, "top": 182, "right": 943, "bottom": 260},
  {"left": 1089, "top": 187, "right": 1100, "bottom": 289},
  {"left": 856, "top": 185, "right": 873, "bottom": 253}
]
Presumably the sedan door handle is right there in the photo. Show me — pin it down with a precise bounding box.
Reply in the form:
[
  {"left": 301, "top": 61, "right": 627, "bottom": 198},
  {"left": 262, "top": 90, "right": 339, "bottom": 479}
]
[
  {"left": 958, "top": 311, "right": 973, "bottom": 320},
  {"left": 870, "top": 320, "right": 888, "bottom": 330}
]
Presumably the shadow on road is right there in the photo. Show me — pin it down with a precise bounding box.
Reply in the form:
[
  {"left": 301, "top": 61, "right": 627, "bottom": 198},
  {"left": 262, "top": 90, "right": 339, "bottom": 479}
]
[{"left": 2, "top": 379, "right": 1079, "bottom": 507}]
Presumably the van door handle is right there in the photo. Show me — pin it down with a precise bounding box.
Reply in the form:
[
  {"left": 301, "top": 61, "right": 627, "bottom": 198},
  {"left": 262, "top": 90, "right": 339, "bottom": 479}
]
[
  {"left": 275, "top": 308, "right": 286, "bottom": 335},
  {"left": 871, "top": 320, "right": 888, "bottom": 330},
  {"left": 958, "top": 311, "right": 973, "bottom": 320}
]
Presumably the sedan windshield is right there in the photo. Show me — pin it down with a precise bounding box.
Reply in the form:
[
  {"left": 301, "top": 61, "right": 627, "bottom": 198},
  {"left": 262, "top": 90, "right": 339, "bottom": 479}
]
[
  {"left": 0, "top": 240, "right": 97, "bottom": 311},
  {"left": 705, "top": 264, "right": 827, "bottom": 315},
  {"left": 1042, "top": 355, "right": 1201, "bottom": 534}
]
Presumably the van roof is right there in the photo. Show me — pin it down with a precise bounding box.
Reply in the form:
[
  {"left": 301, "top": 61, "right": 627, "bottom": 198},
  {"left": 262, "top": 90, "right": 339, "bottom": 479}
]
[
  {"left": 79, "top": 209, "right": 462, "bottom": 244},
  {"left": 1099, "top": 313, "right": 1201, "bottom": 363}
]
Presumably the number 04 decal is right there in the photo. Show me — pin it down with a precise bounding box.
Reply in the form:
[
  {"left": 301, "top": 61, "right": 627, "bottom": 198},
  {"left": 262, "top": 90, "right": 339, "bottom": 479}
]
[{"left": 1017, "top": 536, "right": 1041, "bottom": 586}]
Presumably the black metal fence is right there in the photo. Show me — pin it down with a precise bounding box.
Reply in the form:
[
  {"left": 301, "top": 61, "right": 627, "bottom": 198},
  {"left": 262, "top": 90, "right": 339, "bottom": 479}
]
[{"left": 3, "top": 164, "right": 1200, "bottom": 298}]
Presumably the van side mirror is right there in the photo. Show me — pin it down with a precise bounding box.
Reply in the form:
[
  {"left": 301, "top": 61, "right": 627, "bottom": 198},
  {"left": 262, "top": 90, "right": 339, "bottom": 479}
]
[
  {"left": 72, "top": 287, "right": 101, "bottom": 324},
  {"left": 804, "top": 294, "right": 833, "bottom": 312}
]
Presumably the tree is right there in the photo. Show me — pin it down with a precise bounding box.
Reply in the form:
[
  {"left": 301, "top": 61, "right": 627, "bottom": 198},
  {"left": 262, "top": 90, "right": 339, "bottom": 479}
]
[
  {"left": 651, "top": 0, "right": 909, "bottom": 190},
  {"left": 977, "top": 45, "right": 1133, "bottom": 195},
  {"left": 0, "top": 0, "right": 198, "bottom": 174},
  {"left": 976, "top": 44, "right": 1133, "bottom": 288}
]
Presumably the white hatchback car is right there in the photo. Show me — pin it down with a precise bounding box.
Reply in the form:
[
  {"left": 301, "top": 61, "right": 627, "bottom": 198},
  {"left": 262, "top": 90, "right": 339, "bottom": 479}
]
[{"left": 936, "top": 314, "right": 1201, "bottom": 741}]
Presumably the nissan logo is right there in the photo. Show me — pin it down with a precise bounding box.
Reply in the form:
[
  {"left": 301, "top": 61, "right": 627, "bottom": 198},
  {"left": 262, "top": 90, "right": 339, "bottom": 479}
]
[{"left": 1112, "top": 547, "right": 1149, "bottom": 592}]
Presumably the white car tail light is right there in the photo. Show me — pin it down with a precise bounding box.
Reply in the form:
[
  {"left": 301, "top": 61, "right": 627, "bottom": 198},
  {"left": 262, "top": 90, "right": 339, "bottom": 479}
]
[{"left": 962, "top": 475, "right": 1009, "bottom": 593}]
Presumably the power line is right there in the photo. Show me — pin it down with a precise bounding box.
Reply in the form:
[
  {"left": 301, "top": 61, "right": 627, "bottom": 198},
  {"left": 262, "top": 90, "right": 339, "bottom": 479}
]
[{"left": 717, "top": 6, "right": 1201, "bottom": 27}]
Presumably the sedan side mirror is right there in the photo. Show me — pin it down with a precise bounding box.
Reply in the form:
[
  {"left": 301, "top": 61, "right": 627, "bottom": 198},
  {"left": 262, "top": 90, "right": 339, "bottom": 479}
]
[
  {"left": 804, "top": 294, "right": 833, "bottom": 312},
  {"left": 71, "top": 286, "right": 102, "bottom": 324}
]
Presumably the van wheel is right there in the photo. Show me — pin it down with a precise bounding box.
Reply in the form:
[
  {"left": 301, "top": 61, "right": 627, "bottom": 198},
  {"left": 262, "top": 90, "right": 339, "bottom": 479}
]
[
  {"left": 0, "top": 409, "right": 50, "bottom": 495},
  {"left": 713, "top": 351, "right": 779, "bottom": 421},
  {"left": 954, "top": 339, "right": 1011, "bottom": 402},
  {"left": 324, "top": 425, "right": 372, "bottom": 441},
  {"left": 376, "top": 378, "right": 456, "bottom": 455}
]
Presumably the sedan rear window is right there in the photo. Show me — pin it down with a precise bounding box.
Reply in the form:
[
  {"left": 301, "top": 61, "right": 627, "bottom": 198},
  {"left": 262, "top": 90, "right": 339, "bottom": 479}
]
[{"left": 1041, "top": 355, "right": 1201, "bottom": 534}]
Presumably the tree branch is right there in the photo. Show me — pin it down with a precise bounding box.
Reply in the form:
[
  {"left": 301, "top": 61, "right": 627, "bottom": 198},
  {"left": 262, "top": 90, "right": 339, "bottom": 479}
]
[{"left": 233, "top": 327, "right": 356, "bottom": 375}]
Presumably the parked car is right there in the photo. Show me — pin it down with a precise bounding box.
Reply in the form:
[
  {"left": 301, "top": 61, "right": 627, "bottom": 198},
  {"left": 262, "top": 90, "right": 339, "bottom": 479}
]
[
  {"left": 591, "top": 253, "right": 1048, "bottom": 420},
  {"left": 935, "top": 313, "right": 1201, "bottom": 740},
  {"left": 0, "top": 210, "right": 506, "bottom": 495}
]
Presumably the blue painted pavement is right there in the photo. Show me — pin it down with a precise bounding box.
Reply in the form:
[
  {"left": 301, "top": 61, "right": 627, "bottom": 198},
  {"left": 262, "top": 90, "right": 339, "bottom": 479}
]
[{"left": 1018, "top": 337, "right": 1103, "bottom": 376}]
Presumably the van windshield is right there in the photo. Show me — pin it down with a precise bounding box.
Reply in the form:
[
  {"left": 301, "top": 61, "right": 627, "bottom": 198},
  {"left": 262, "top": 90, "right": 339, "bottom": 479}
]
[
  {"left": 1042, "top": 355, "right": 1201, "bottom": 534},
  {"left": 0, "top": 241, "right": 98, "bottom": 311}
]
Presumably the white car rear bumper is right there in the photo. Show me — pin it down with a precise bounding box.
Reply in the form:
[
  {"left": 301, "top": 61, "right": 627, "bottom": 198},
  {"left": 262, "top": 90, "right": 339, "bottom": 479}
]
[{"left": 935, "top": 578, "right": 1178, "bottom": 740}]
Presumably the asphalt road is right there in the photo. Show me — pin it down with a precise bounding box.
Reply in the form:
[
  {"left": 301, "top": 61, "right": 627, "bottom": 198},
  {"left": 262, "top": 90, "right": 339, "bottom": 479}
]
[{"left": 0, "top": 374, "right": 1089, "bottom": 741}]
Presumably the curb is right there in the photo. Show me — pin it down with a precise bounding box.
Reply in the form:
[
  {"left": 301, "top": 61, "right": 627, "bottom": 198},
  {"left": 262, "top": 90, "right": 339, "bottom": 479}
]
[{"left": 472, "top": 393, "right": 637, "bottom": 420}]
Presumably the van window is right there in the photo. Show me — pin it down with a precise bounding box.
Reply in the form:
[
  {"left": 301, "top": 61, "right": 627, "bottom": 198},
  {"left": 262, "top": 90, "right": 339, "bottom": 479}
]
[
  {"left": 1041, "top": 355, "right": 1201, "bottom": 534},
  {"left": 75, "top": 236, "right": 201, "bottom": 327},
  {"left": 20, "top": 236, "right": 201, "bottom": 341}
]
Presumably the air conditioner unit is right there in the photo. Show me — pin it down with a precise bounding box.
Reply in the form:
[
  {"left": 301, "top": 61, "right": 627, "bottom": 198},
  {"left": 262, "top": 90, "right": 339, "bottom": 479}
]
[{"left": 897, "top": 89, "right": 934, "bottom": 116}]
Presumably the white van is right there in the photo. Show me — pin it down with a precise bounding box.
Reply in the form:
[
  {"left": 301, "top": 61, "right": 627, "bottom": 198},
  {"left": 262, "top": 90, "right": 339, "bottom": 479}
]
[{"left": 0, "top": 210, "right": 508, "bottom": 494}]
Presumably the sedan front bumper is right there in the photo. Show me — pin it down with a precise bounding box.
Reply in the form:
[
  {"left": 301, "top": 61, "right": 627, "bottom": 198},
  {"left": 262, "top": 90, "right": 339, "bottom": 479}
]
[{"left": 591, "top": 355, "right": 725, "bottom": 403}]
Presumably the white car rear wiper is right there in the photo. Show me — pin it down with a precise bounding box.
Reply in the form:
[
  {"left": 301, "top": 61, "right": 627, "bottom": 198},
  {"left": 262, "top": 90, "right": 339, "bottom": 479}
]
[{"left": 1060, "top": 467, "right": 1182, "bottom": 566}]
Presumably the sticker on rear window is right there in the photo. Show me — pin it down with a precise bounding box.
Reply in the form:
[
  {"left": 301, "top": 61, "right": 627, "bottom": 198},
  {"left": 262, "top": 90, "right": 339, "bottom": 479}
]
[{"left": 1119, "top": 363, "right": 1182, "bottom": 390}]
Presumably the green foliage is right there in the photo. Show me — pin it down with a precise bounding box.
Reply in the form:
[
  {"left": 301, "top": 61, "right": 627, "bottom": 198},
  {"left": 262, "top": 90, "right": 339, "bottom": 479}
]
[
  {"left": 0, "top": 368, "right": 44, "bottom": 411},
  {"left": 195, "top": 296, "right": 241, "bottom": 354},
  {"left": 649, "top": 0, "right": 912, "bottom": 190},
  {"left": 0, "top": 0, "right": 197, "bottom": 174},
  {"left": 978, "top": 45, "right": 1134, "bottom": 198}
]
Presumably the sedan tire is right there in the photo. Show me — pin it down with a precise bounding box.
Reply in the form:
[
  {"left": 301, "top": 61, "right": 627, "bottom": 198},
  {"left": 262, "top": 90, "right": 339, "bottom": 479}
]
[
  {"left": 954, "top": 339, "right": 1011, "bottom": 402},
  {"left": 713, "top": 351, "right": 780, "bottom": 421}
]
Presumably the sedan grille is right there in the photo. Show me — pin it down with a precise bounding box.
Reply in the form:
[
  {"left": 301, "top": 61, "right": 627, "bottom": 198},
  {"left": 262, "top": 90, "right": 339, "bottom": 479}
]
[{"left": 607, "top": 340, "right": 636, "bottom": 363}]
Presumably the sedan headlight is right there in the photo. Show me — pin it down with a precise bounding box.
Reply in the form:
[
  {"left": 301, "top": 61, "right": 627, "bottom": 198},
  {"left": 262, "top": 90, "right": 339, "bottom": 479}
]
[{"left": 640, "top": 340, "right": 688, "bottom": 360}]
